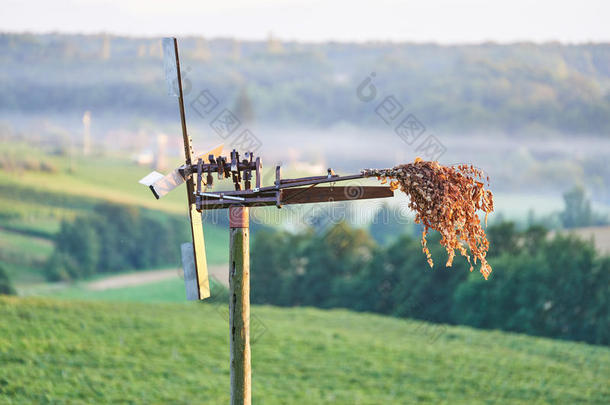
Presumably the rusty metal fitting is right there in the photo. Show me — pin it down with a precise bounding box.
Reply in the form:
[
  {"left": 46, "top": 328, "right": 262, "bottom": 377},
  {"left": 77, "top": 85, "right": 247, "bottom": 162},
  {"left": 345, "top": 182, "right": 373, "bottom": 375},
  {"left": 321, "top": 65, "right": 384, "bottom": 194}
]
[{"left": 229, "top": 206, "right": 249, "bottom": 228}]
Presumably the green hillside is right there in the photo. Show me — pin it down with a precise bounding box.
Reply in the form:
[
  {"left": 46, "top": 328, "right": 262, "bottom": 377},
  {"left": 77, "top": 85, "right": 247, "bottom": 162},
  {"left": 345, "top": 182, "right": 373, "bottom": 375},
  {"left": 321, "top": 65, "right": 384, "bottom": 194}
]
[
  {"left": 0, "top": 297, "right": 608, "bottom": 404},
  {"left": 0, "top": 142, "right": 231, "bottom": 285}
]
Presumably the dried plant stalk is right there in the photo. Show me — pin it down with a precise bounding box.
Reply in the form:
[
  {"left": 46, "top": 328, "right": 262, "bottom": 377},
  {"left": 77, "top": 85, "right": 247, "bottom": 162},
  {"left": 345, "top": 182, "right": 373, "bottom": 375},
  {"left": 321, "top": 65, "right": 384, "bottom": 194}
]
[{"left": 362, "top": 158, "right": 494, "bottom": 279}]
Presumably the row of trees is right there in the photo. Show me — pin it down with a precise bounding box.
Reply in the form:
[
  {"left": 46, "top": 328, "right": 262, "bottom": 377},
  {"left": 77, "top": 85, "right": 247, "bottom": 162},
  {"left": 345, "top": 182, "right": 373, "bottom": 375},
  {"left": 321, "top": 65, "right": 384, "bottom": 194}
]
[
  {"left": 251, "top": 221, "right": 609, "bottom": 345},
  {"left": 560, "top": 186, "right": 609, "bottom": 228},
  {"left": 3, "top": 33, "right": 610, "bottom": 133},
  {"left": 45, "top": 203, "right": 190, "bottom": 281},
  {"left": 41, "top": 199, "right": 608, "bottom": 344}
]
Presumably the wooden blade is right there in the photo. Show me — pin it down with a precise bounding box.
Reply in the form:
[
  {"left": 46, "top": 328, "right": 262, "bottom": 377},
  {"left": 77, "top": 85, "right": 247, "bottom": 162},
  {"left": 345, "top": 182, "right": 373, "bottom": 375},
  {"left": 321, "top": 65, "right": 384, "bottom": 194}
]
[
  {"left": 190, "top": 203, "right": 210, "bottom": 299},
  {"left": 166, "top": 37, "right": 210, "bottom": 300},
  {"left": 162, "top": 38, "right": 180, "bottom": 98}
]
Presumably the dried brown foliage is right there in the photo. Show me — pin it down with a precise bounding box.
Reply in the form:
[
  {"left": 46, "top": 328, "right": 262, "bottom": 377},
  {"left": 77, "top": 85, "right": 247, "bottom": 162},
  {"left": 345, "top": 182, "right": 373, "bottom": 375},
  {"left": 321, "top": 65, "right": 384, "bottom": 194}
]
[{"left": 362, "top": 158, "right": 494, "bottom": 279}]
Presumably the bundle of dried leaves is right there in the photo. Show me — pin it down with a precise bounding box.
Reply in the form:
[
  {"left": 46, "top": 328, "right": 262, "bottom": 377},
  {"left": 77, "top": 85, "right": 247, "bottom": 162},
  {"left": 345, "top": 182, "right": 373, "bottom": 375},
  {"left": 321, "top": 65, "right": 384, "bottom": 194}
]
[{"left": 362, "top": 158, "right": 494, "bottom": 279}]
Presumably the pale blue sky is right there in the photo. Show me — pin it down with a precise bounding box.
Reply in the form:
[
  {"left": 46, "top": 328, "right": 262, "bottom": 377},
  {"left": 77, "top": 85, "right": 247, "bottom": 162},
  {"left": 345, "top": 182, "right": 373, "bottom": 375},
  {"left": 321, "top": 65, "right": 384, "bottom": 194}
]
[{"left": 1, "top": 0, "right": 608, "bottom": 43}]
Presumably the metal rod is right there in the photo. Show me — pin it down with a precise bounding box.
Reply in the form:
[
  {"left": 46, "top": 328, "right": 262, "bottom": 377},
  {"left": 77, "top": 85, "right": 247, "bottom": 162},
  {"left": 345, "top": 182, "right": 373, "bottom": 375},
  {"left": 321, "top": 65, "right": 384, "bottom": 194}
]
[
  {"left": 223, "top": 195, "right": 246, "bottom": 201},
  {"left": 200, "top": 193, "right": 246, "bottom": 201},
  {"left": 257, "top": 173, "right": 365, "bottom": 192},
  {"left": 196, "top": 158, "right": 203, "bottom": 194},
  {"left": 279, "top": 174, "right": 335, "bottom": 184},
  {"left": 255, "top": 157, "right": 261, "bottom": 189},
  {"left": 195, "top": 173, "right": 367, "bottom": 198},
  {"left": 201, "top": 192, "right": 222, "bottom": 198}
]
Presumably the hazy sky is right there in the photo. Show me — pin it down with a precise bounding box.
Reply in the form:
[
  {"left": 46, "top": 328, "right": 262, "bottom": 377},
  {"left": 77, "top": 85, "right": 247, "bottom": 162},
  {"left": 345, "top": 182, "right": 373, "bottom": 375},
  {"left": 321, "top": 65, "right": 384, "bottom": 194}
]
[{"left": 2, "top": 0, "right": 608, "bottom": 43}]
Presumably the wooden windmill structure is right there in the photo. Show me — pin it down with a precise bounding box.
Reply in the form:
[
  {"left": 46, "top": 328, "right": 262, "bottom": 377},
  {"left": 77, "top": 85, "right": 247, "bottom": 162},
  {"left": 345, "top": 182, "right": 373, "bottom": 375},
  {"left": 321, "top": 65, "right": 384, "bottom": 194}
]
[{"left": 139, "top": 38, "right": 395, "bottom": 405}]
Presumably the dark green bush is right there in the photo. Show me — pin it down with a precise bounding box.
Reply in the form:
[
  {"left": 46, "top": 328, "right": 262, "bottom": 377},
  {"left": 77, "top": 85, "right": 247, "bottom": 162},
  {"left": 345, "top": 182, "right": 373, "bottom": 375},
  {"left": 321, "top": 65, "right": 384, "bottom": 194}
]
[{"left": 0, "top": 265, "right": 16, "bottom": 295}]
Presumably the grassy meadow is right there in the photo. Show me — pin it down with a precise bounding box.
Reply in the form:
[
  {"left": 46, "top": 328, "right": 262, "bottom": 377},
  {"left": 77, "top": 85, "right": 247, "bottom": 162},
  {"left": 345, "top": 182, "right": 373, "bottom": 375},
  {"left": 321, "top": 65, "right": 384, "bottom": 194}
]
[{"left": 1, "top": 296, "right": 608, "bottom": 404}]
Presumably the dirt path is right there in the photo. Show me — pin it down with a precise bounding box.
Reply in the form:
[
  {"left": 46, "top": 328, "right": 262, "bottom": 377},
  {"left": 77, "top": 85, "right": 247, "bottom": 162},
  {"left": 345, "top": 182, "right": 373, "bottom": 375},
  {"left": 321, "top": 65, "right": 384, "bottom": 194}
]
[{"left": 87, "top": 265, "right": 229, "bottom": 291}]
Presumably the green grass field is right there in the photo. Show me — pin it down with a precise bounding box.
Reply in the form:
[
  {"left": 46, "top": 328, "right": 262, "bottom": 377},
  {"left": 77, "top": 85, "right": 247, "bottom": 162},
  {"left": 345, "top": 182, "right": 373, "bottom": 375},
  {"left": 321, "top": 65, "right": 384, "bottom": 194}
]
[{"left": 0, "top": 296, "right": 608, "bottom": 404}]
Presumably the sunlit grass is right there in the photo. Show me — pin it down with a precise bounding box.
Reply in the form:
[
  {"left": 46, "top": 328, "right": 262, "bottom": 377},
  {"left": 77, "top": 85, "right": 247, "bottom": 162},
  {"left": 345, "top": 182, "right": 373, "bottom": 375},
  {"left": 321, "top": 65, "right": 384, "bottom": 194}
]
[{"left": 0, "top": 296, "right": 608, "bottom": 404}]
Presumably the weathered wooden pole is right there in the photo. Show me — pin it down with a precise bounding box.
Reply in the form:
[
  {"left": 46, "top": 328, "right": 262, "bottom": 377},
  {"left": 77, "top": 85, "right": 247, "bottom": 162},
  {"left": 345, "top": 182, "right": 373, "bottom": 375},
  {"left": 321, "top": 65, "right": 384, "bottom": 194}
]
[{"left": 229, "top": 206, "right": 251, "bottom": 405}]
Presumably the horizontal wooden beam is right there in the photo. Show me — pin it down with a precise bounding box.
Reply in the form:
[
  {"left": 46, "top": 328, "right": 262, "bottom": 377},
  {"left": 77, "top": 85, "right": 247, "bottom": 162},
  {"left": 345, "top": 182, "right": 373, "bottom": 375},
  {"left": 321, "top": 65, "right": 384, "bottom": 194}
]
[
  {"left": 281, "top": 186, "right": 393, "bottom": 205},
  {"left": 198, "top": 186, "right": 393, "bottom": 210}
]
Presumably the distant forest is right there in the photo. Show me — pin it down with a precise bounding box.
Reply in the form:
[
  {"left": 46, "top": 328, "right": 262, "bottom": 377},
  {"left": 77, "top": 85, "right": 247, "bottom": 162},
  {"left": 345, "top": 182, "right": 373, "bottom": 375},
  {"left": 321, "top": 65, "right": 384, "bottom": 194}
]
[{"left": 1, "top": 33, "right": 610, "bottom": 134}]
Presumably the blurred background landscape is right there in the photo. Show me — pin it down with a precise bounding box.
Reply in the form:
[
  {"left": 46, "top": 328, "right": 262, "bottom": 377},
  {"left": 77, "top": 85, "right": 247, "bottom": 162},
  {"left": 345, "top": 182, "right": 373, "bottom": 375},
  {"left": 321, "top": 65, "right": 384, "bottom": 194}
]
[{"left": 1, "top": 1, "right": 609, "bottom": 403}]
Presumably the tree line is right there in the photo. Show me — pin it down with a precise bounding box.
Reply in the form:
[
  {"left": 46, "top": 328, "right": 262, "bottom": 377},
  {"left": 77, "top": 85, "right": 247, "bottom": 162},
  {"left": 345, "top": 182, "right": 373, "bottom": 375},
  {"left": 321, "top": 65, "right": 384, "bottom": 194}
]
[
  {"left": 2, "top": 33, "right": 610, "bottom": 134},
  {"left": 38, "top": 198, "right": 608, "bottom": 345},
  {"left": 251, "top": 220, "right": 609, "bottom": 345},
  {"left": 45, "top": 203, "right": 190, "bottom": 281}
]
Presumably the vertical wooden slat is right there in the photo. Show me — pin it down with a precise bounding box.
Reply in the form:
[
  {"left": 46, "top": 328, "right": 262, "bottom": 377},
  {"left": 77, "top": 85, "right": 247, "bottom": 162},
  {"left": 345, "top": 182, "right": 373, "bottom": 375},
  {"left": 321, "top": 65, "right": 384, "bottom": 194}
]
[
  {"left": 168, "top": 37, "right": 210, "bottom": 300},
  {"left": 190, "top": 208, "right": 210, "bottom": 299}
]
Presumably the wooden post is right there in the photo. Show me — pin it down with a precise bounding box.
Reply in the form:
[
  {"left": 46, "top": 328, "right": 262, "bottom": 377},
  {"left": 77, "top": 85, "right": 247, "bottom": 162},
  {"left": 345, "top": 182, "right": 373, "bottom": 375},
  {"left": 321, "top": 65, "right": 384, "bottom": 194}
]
[{"left": 229, "top": 206, "right": 251, "bottom": 405}]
